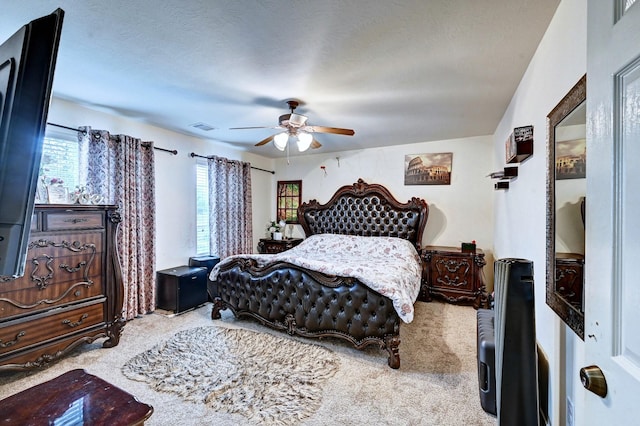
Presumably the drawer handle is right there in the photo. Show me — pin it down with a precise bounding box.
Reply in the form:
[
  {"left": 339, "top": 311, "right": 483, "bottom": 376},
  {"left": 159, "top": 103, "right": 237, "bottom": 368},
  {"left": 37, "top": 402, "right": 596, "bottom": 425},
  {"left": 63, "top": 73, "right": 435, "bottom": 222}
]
[
  {"left": 0, "top": 331, "right": 26, "bottom": 348},
  {"left": 26, "top": 241, "right": 97, "bottom": 290},
  {"left": 60, "top": 261, "right": 87, "bottom": 273},
  {"left": 30, "top": 255, "right": 54, "bottom": 290},
  {"left": 438, "top": 259, "right": 470, "bottom": 274},
  {"left": 62, "top": 313, "right": 89, "bottom": 328},
  {"left": 64, "top": 218, "right": 89, "bottom": 224}
]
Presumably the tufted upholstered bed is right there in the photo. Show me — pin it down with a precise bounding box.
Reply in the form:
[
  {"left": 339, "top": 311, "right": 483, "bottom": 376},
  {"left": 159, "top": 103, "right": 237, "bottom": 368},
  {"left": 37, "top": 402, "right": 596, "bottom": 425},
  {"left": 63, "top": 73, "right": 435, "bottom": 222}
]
[{"left": 209, "top": 179, "right": 428, "bottom": 368}]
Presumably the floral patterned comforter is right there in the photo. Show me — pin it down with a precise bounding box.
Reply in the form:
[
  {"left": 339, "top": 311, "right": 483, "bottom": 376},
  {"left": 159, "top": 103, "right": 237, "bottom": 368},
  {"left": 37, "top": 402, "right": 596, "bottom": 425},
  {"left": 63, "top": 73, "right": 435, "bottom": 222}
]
[{"left": 210, "top": 234, "right": 422, "bottom": 323}]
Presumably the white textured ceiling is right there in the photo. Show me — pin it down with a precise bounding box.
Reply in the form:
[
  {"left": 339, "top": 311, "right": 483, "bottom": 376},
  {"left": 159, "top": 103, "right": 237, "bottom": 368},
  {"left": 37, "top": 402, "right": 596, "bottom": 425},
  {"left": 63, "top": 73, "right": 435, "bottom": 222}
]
[{"left": 0, "top": 0, "right": 560, "bottom": 158}]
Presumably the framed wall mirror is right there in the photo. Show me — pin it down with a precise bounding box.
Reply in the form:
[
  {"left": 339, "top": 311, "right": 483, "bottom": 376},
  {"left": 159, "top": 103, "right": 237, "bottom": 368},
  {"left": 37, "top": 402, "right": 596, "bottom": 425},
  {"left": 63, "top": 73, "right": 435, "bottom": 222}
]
[{"left": 546, "top": 74, "right": 586, "bottom": 339}]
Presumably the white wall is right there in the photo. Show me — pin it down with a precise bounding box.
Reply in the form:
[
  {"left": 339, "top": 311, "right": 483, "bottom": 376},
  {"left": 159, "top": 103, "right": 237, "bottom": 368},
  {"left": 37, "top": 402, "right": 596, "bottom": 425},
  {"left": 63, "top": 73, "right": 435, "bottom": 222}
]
[
  {"left": 492, "top": 0, "right": 586, "bottom": 424},
  {"left": 47, "top": 98, "right": 495, "bottom": 275},
  {"left": 47, "top": 98, "right": 275, "bottom": 270},
  {"left": 273, "top": 135, "right": 496, "bottom": 287}
]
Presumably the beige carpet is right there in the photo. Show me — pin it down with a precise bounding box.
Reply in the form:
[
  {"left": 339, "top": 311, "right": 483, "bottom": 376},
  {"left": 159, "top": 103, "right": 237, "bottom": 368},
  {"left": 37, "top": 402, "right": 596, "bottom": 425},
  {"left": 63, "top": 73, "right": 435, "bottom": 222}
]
[{"left": 0, "top": 301, "right": 496, "bottom": 425}]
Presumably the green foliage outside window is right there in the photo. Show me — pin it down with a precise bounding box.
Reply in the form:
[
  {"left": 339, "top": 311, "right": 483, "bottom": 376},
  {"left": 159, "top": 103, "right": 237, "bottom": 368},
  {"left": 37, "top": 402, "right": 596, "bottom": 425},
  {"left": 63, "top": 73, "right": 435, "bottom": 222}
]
[{"left": 277, "top": 180, "right": 302, "bottom": 223}]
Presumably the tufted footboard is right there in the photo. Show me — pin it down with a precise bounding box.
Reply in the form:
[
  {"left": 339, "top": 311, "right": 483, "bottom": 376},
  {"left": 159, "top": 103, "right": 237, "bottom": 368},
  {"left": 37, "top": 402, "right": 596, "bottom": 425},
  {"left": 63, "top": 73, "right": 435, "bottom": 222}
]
[{"left": 210, "top": 258, "right": 402, "bottom": 369}]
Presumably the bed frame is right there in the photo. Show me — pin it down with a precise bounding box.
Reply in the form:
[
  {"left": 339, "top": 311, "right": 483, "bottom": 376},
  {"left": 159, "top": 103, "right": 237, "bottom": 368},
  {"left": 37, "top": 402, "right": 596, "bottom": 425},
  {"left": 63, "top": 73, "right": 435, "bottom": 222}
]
[{"left": 210, "top": 179, "right": 428, "bottom": 368}]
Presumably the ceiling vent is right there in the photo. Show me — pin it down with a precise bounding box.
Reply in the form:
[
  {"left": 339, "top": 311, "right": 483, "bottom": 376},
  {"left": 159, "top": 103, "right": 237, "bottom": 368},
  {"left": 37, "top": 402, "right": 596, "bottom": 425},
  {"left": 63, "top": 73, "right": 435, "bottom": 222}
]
[{"left": 190, "top": 122, "right": 216, "bottom": 131}]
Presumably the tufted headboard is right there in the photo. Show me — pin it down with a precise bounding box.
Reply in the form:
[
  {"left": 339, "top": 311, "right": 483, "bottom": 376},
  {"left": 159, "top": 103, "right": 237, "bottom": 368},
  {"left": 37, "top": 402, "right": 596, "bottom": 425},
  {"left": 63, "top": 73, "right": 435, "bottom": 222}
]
[{"left": 297, "top": 179, "right": 429, "bottom": 250}]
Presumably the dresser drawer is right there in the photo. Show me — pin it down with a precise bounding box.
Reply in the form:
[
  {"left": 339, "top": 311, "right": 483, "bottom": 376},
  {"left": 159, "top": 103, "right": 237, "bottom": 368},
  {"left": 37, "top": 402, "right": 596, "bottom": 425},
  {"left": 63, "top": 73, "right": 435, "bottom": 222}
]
[
  {"left": 30, "top": 213, "right": 40, "bottom": 232},
  {"left": 44, "top": 212, "right": 104, "bottom": 231},
  {"left": 0, "top": 277, "right": 103, "bottom": 319},
  {"left": 0, "top": 301, "right": 105, "bottom": 356},
  {"left": 0, "top": 245, "right": 103, "bottom": 292},
  {"left": 432, "top": 255, "right": 475, "bottom": 291},
  {"left": 28, "top": 231, "right": 104, "bottom": 257},
  {"left": 555, "top": 255, "right": 584, "bottom": 311}
]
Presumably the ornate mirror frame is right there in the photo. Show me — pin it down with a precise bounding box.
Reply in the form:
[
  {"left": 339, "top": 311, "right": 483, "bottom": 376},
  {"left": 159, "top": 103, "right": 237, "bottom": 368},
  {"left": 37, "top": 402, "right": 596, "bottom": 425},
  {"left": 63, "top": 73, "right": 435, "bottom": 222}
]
[{"left": 546, "top": 74, "right": 586, "bottom": 339}]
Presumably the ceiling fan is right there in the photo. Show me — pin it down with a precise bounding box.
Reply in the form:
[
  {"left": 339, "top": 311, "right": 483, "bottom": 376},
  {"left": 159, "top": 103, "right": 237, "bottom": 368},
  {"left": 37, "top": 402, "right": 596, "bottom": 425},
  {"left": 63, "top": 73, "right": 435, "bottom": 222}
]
[{"left": 230, "top": 100, "right": 355, "bottom": 152}]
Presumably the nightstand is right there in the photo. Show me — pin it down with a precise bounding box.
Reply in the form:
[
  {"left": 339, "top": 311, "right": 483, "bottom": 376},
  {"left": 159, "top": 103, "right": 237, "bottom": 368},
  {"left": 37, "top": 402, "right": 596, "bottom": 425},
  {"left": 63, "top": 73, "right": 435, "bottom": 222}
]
[
  {"left": 420, "top": 245, "right": 489, "bottom": 309},
  {"left": 257, "top": 238, "right": 303, "bottom": 254},
  {"left": 555, "top": 253, "right": 584, "bottom": 312}
]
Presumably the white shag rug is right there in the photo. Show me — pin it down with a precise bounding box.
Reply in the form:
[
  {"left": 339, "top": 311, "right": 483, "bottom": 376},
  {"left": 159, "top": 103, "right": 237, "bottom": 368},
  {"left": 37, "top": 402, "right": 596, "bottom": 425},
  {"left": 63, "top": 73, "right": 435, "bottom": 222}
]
[{"left": 121, "top": 326, "right": 340, "bottom": 425}]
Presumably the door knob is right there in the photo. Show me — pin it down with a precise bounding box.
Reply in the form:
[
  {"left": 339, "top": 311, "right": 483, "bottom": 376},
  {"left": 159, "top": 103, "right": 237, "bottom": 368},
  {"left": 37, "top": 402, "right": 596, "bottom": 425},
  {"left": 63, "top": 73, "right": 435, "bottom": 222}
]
[{"left": 580, "top": 365, "right": 607, "bottom": 398}]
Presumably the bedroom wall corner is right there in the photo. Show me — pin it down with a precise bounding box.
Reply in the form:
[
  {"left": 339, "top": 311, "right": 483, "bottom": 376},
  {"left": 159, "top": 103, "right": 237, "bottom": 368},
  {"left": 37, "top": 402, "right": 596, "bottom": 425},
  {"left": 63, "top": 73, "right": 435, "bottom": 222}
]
[
  {"left": 46, "top": 98, "right": 275, "bottom": 270},
  {"left": 491, "top": 0, "right": 586, "bottom": 425}
]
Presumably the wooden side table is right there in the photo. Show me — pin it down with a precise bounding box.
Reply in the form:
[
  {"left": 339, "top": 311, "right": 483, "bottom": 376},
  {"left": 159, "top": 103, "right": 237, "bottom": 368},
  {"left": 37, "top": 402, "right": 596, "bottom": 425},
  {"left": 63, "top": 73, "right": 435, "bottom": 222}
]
[
  {"left": 258, "top": 238, "right": 303, "bottom": 254},
  {"left": 420, "top": 245, "right": 489, "bottom": 309},
  {"left": 555, "top": 253, "right": 584, "bottom": 312},
  {"left": 0, "top": 369, "right": 153, "bottom": 425}
]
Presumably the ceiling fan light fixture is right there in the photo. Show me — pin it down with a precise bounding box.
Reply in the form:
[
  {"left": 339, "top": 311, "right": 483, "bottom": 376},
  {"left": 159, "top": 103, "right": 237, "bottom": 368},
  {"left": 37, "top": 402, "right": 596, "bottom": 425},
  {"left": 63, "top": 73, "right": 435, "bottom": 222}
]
[
  {"left": 273, "top": 132, "right": 288, "bottom": 151},
  {"left": 297, "top": 132, "right": 313, "bottom": 152},
  {"left": 289, "top": 113, "right": 308, "bottom": 127}
]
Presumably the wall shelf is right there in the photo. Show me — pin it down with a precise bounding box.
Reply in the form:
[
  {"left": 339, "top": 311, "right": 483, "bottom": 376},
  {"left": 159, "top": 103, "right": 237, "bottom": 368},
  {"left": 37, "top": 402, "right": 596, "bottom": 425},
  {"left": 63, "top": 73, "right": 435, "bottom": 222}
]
[
  {"left": 488, "top": 166, "right": 518, "bottom": 180},
  {"left": 495, "top": 180, "right": 510, "bottom": 190},
  {"left": 506, "top": 125, "right": 534, "bottom": 164},
  {"left": 488, "top": 166, "right": 518, "bottom": 190}
]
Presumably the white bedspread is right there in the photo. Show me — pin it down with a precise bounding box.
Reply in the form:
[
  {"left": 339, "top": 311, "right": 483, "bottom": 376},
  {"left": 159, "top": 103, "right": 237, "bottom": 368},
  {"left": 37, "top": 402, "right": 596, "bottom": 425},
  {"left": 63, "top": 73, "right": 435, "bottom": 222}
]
[{"left": 210, "top": 234, "right": 422, "bottom": 323}]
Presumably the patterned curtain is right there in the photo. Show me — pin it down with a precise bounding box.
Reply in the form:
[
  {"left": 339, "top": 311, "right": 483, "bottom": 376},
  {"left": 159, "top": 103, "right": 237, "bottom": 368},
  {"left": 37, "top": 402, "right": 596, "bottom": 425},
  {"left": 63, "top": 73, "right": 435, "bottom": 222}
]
[
  {"left": 207, "top": 155, "right": 253, "bottom": 258},
  {"left": 78, "top": 127, "right": 156, "bottom": 320}
]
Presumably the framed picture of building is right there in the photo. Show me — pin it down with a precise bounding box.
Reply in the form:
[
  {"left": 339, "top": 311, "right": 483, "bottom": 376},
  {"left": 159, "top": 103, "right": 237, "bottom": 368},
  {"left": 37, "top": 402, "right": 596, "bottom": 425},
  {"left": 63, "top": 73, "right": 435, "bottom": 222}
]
[
  {"left": 404, "top": 153, "right": 453, "bottom": 185},
  {"left": 556, "top": 138, "right": 586, "bottom": 180}
]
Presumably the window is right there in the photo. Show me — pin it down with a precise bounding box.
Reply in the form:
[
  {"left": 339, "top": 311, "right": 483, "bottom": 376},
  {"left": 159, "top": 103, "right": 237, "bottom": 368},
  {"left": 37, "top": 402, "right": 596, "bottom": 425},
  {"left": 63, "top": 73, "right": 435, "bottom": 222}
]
[
  {"left": 196, "top": 161, "right": 210, "bottom": 254},
  {"left": 277, "top": 180, "right": 302, "bottom": 223},
  {"left": 40, "top": 135, "right": 80, "bottom": 190},
  {"left": 36, "top": 134, "right": 81, "bottom": 203}
]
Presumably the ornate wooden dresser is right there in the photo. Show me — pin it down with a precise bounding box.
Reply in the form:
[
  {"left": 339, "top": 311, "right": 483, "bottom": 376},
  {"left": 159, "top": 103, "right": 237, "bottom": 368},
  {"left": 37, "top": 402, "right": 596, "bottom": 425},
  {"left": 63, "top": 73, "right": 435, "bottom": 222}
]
[
  {"left": 0, "top": 205, "right": 124, "bottom": 371},
  {"left": 420, "top": 245, "right": 489, "bottom": 309}
]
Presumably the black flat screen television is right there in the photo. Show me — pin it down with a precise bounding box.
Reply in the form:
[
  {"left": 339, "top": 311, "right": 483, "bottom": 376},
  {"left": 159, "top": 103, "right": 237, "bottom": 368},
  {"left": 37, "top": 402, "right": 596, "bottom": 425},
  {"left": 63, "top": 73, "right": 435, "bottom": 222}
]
[{"left": 0, "top": 9, "right": 64, "bottom": 277}]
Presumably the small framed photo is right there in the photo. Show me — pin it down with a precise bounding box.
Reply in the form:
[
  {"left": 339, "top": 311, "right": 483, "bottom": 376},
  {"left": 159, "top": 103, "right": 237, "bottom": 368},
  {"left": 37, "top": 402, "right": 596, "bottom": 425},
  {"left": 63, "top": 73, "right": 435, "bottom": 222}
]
[
  {"left": 47, "top": 185, "right": 69, "bottom": 204},
  {"left": 34, "top": 180, "right": 48, "bottom": 204},
  {"left": 506, "top": 125, "right": 534, "bottom": 163}
]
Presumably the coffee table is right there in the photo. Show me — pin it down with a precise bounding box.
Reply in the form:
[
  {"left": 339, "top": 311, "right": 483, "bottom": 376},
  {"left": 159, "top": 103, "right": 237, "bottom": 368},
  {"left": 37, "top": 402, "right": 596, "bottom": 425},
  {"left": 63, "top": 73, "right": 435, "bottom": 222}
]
[{"left": 0, "top": 369, "right": 153, "bottom": 425}]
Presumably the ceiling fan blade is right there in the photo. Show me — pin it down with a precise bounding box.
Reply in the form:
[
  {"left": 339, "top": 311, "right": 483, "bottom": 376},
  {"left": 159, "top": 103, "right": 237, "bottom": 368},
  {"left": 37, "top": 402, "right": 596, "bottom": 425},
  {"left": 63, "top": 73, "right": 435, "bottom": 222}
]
[
  {"left": 311, "top": 139, "right": 322, "bottom": 149},
  {"left": 230, "top": 126, "right": 273, "bottom": 130},
  {"left": 255, "top": 134, "right": 275, "bottom": 146},
  {"left": 306, "top": 126, "right": 355, "bottom": 136}
]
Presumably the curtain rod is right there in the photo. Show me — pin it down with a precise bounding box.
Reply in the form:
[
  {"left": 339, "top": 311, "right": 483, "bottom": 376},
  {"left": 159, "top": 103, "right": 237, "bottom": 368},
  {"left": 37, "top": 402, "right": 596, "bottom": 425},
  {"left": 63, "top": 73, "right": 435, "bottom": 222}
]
[
  {"left": 189, "top": 152, "right": 275, "bottom": 175},
  {"left": 46, "top": 122, "right": 178, "bottom": 155}
]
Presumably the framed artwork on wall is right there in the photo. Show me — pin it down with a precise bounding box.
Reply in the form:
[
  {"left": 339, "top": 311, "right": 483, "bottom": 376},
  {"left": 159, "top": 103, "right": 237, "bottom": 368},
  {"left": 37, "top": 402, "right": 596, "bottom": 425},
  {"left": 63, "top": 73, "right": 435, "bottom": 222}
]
[
  {"left": 555, "top": 138, "right": 586, "bottom": 180},
  {"left": 404, "top": 153, "right": 452, "bottom": 185}
]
